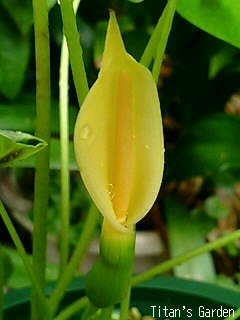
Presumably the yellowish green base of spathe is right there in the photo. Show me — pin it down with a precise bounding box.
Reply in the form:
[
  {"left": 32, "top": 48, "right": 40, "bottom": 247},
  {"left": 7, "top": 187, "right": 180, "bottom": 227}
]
[{"left": 86, "top": 220, "right": 135, "bottom": 307}]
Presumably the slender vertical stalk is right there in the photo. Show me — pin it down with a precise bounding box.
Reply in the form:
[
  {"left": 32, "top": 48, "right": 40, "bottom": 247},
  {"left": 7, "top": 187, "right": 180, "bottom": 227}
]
[
  {"left": 80, "top": 301, "right": 98, "bottom": 320},
  {"left": 49, "top": 204, "right": 98, "bottom": 316},
  {"left": 132, "top": 229, "right": 240, "bottom": 286},
  {"left": 0, "top": 201, "right": 51, "bottom": 319},
  {"left": 119, "top": 285, "right": 131, "bottom": 320},
  {"left": 59, "top": 34, "right": 70, "bottom": 278},
  {"left": 140, "top": 15, "right": 163, "bottom": 67},
  {"left": 140, "top": 0, "right": 177, "bottom": 80},
  {"left": 99, "top": 307, "right": 113, "bottom": 320},
  {"left": 59, "top": 0, "right": 89, "bottom": 106},
  {"left": 58, "top": 0, "right": 82, "bottom": 277},
  {"left": 151, "top": 0, "right": 177, "bottom": 83},
  {"left": 31, "top": 0, "right": 51, "bottom": 318}
]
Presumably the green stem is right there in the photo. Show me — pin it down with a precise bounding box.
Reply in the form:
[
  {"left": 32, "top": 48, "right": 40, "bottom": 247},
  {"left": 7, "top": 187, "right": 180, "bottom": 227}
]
[
  {"left": 49, "top": 204, "right": 98, "bottom": 316},
  {"left": 132, "top": 229, "right": 240, "bottom": 286},
  {"left": 59, "top": 0, "right": 82, "bottom": 279},
  {"left": 0, "top": 245, "right": 3, "bottom": 320},
  {"left": 53, "top": 296, "right": 88, "bottom": 320},
  {"left": 58, "top": 0, "right": 81, "bottom": 276},
  {"left": 31, "top": 0, "right": 51, "bottom": 317},
  {"left": 152, "top": 0, "right": 177, "bottom": 83},
  {"left": 119, "top": 285, "right": 131, "bottom": 320},
  {"left": 99, "top": 307, "right": 113, "bottom": 320},
  {"left": 225, "top": 308, "right": 240, "bottom": 320},
  {"left": 140, "top": 0, "right": 177, "bottom": 80},
  {"left": 59, "top": 33, "right": 71, "bottom": 278},
  {"left": 60, "top": 0, "right": 89, "bottom": 106},
  {"left": 0, "top": 201, "right": 51, "bottom": 320},
  {"left": 80, "top": 301, "right": 98, "bottom": 320},
  {"left": 140, "top": 15, "right": 163, "bottom": 67}
]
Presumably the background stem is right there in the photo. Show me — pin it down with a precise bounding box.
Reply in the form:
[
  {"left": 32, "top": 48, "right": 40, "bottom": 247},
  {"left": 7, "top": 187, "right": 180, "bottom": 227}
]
[
  {"left": 151, "top": 0, "right": 177, "bottom": 83},
  {"left": 132, "top": 229, "right": 240, "bottom": 286},
  {"left": 49, "top": 204, "right": 98, "bottom": 316},
  {"left": 99, "top": 307, "right": 113, "bottom": 320},
  {"left": 0, "top": 201, "right": 51, "bottom": 319},
  {"left": 31, "top": 0, "right": 51, "bottom": 317},
  {"left": 60, "top": 0, "right": 89, "bottom": 106},
  {"left": 59, "top": 35, "right": 70, "bottom": 277},
  {"left": 53, "top": 296, "right": 88, "bottom": 320},
  {"left": 80, "top": 301, "right": 98, "bottom": 320},
  {"left": 59, "top": 0, "right": 82, "bottom": 278},
  {"left": 119, "top": 285, "right": 131, "bottom": 320},
  {"left": 140, "top": 0, "right": 177, "bottom": 82}
]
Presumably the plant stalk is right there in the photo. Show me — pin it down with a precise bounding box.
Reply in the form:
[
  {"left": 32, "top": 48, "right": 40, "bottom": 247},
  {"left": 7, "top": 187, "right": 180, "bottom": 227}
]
[
  {"left": 59, "top": 0, "right": 89, "bottom": 106},
  {"left": 80, "top": 301, "right": 98, "bottom": 320},
  {"left": 132, "top": 229, "right": 240, "bottom": 286},
  {"left": 31, "top": 0, "right": 51, "bottom": 317},
  {"left": 151, "top": 0, "right": 177, "bottom": 83},
  {"left": 58, "top": 0, "right": 82, "bottom": 278},
  {"left": 49, "top": 204, "right": 98, "bottom": 316},
  {"left": 0, "top": 201, "right": 51, "bottom": 319},
  {"left": 59, "top": 35, "right": 70, "bottom": 277},
  {"left": 99, "top": 307, "right": 113, "bottom": 320},
  {"left": 119, "top": 285, "right": 131, "bottom": 320},
  {"left": 140, "top": 0, "right": 177, "bottom": 81},
  {"left": 53, "top": 296, "right": 88, "bottom": 320}
]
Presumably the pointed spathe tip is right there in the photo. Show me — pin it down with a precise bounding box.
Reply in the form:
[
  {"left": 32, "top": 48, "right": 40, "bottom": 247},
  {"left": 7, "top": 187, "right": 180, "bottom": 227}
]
[{"left": 101, "top": 10, "right": 126, "bottom": 69}]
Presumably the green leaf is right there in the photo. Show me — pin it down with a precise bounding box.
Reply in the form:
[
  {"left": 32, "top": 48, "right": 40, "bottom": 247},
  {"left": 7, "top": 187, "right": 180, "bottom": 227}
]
[
  {"left": 165, "top": 197, "right": 216, "bottom": 282},
  {"left": 177, "top": 0, "right": 240, "bottom": 48},
  {"left": 209, "top": 44, "right": 239, "bottom": 79},
  {"left": 1, "top": 0, "right": 33, "bottom": 35},
  {"left": 0, "top": 12, "right": 30, "bottom": 99},
  {"left": 0, "top": 96, "right": 78, "bottom": 135},
  {"left": 215, "top": 274, "right": 240, "bottom": 291},
  {"left": 0, "top": 248, "right": 13, "bottom": 285},
  {"left": 2, "top": 247, "right": 58, "bottom": 289},
  {"left": 167, "top": 114, "right": 240, "bottom": 180},
  {"left": 16, "top": 138, "right": 78, "bottom": 170},
  {"left": 0, "top": 130, "right": 47, "bottom": 167},
  {"left": 48, "top": 0, "right": 57, "bottom": 10},
  {"left": 1, "top": 0, "right": 57, "bottom": 35}
]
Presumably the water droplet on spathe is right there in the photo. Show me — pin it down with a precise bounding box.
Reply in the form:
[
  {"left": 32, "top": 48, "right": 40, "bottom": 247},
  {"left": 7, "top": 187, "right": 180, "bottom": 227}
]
[
  {"left": 109, "top": 191, "right": 115, "bottom": 199},
  {"left": 118, "top": 216, "right": 126, "bottom": 224},
  {"left": 145, "top": 144, "right": 150, "bottom": 149},
  {"left": 79, "top": 125, "right": 90, "bottom": 140},
  {"left": 57, "top": 0, "right": 61, "bottom": 4},
  {"left": 108, "top": 183, "right": 115, "bottom": 200}
]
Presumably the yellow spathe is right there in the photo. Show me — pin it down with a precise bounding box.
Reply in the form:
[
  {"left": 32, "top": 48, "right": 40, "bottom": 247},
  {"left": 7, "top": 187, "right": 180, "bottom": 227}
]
[{"left": 74, "top": 11, "right": 164, "bottom": 233}]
